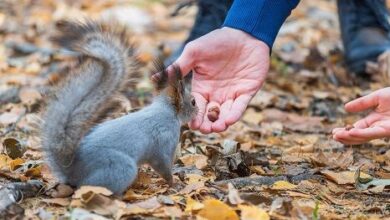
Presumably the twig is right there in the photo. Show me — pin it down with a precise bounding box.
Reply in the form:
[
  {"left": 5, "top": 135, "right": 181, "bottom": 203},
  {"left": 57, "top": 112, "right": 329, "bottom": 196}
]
[
  {"left": 0, "top": 180, "right": 44, "bottom": 216},
  {"left": 215, "top": 172, "right": 319, "bottom": 188},
  {"left": 215, "top": 176, "right": 287, "bottom": 188}
]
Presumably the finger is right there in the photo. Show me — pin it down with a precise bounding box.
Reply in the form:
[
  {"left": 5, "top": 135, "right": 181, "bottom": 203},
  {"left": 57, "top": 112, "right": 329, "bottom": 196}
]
[
  {"left": 332, "top": 127, "right": 345, "bottom": 135},
  {"left": 345, "top": 93, "right": 379, "bottom": 113},
  {"left": 211, "top": 99, "right": 234, "bottom": 132},
  {"left": 225, "top": 95, "right": 252, "bottom": 125},
  {"left": 172, "top": 43, "right": 197, "bottom": 77},
  {"left": 199, "top": 101, "right": 221, "bottom": 134},
  {"left": 348, "top": 127, "right": 388, "bottom": 140},
  {"left": 353, "top": 113, "right": 382, "bottom": 129},
  {"left": 189, "top": 93, "right": 207, "bottom": 130},
  {"left": 333, "top": 130, "right": 367, "bottom": 142},
  {"left": 333, "top": 136, "right": 366, "bottom": 145}
]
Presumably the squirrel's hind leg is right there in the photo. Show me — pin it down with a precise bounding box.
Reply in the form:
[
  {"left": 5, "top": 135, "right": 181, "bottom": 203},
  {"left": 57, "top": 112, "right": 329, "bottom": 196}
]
[{"left": 77, "top": 158, "right": 137, "bottom": 195}]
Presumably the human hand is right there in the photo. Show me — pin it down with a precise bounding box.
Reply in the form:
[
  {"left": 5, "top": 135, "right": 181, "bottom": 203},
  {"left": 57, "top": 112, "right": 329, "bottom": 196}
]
[
  {"left": 332, "top": 87, "right": 390, "bottom": 144},
  {"left": 171, "top": 27, "right": 270, "bottom": 134}
]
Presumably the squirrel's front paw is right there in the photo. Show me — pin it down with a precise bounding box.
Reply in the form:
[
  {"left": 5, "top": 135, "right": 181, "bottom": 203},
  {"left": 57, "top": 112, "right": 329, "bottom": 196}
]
[{"left": 166, "top": 176, "right": 174, "bottom": 187}]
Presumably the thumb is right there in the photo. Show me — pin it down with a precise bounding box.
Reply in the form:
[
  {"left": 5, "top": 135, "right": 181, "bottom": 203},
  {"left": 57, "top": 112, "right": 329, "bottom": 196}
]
[{"left": 170, "top": 43, "right": 197, "bottom": 77}]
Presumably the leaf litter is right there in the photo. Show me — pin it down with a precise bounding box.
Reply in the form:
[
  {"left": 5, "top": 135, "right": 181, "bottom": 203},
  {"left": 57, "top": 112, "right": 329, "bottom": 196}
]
[{"left": 0, "top": 0, "right": 389, "bottom": 219}]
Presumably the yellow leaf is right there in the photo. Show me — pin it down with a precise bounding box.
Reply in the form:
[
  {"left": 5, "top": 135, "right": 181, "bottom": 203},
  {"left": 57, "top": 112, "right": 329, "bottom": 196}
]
[
  {"left": 271, "top": 181, "right": 297, "bottom": 190},
  {"left": 185, "top": 197, "right": 204, "bottom": 213},
  {"left": 198, "top": 199, "right": 239, "bottom": 220},
  {"left": 8, "top": 158, "right": 25, "bottom": 171},
  {"left": 0, "top": 154, "right": 11, "bottom": 169},
  {"left": 25, "top": 166, "right": 42, "bottom": 177},
  {"left": 239, "top": 205, "right": 270, "bottom": 220},
  {"left": 123, "top": 189, "right": 148, "bottom": 201}
]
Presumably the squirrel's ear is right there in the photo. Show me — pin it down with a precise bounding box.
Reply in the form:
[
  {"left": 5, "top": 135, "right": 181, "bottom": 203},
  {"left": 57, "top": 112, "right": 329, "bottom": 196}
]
[{"left": 152, "top": 60, "right": 169, "bottom": 92}]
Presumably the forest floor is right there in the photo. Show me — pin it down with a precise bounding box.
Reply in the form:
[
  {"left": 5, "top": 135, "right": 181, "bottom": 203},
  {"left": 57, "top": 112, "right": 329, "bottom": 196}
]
[{"left": 0, "top": 0, "right": 389, "bottom": 219}]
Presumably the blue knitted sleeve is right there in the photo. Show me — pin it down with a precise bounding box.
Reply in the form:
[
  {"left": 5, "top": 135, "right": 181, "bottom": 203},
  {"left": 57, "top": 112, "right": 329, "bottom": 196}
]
[{"left": 223, "top": 0, "right": 300, "bottom": 49}]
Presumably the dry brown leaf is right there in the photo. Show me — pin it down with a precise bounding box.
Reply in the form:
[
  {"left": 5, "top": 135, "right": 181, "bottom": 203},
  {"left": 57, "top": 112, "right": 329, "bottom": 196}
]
[
  {"left": 311, "top": 149, "right": 353, "bottom": 169},
  {"left": 73, "top": 186, "right": 113, "bottom": 199},
  {"left": 161, "top": 206, "right": 183, "bottom": 218},
  {"left": 50, "top": 184, "right": 74, "bottom": 198},
  {"left": 3, "top": 138, "right": 26, "bottom": 159},
  {"left": 42, "top": 198, "right": 71, "bottom": 206},
  {"left": 179, "top": 154, "right": 208, "bottom": 170},
  {"left": 284, "top": 144, "right": 314, "bottom": 154},
  {"left": 321, "top": 170, "right": 371, "bottom": 185},
  {"left": 227, "top": 183, "right": 244, "bottom": 205},
  {"left": 117, "top": 205, "right": 150, "bottom": 218},
  {"left": 179, "top": 181, "right": 205, "bottom": 195}
]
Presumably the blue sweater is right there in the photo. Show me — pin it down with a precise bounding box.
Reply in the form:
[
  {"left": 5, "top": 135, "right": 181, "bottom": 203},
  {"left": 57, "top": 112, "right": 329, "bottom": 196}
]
[{"left": 223, "top": 0, "right": 300, "bottom": 49}]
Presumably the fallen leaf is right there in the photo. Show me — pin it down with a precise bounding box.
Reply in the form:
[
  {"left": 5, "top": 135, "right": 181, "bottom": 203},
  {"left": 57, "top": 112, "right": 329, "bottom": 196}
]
[
  {"left": 162, "top": 206, "right": 183, "bottom": 218},
  {"left": 157, "top": 195, "right": 174, "bottom": 206},
  {"left": 122, "top": 189, "right": 150, "bottom": 201},
  {"left": 73, "top": 186, "right": 113, "bottom": 199},
  {"left": 179, "top": 154, "right": 208, "bottom": 170},
  {"left": 198, "top": 199, "right": 239, "bottom": 220},
  {"left": 271, "top": 181, "right": 297, "bottom": 190},
  {"left": 179, "top": 181, "right": 205, "bottom": 195},
  {"left": 3, "top": 138, "right": 25, "bottom": 159},
  {"left": 221, "top": 139, "right": 240, "bottom": 155},
  {"left": 310, "top": 148, "right": 353, "bottom": 169},
  {"left": 368, "top": 185, "right": 385, "bottom": 193},
  {"left": 132, "top": 196, "right": 161, "bottom": 210},
  {"left": 50, "top": 184, "right": 74, "bottom": 198},
  {"left": 227, "top": 183, "right": 244, "bottom": 205},
  {"left": 355, "top": 167, "right": 390, "bottom": 190},
  {"left": 9, "top": 158, "right": 25, "bottom": 171},
  {"left": 322, "top": 170, "right": 371, "bottom": 185},
  {"left": 42, "top": 198, "right": 71, "bottom": 206},
  {"left": 25, "top": 166, "right": 41, "bottom": 177},
  {"left": 238, "top": 204, "right": 270, "bottom": 220},
  {"left": 0, "top": 154, "right": 11, "bottom": 169},
  {"left": 0, "top": 112, "right": 19, "bottom": 126},
  {"left": 70, "top": 208, "right": 109, "bottom": 220},
  {"left": 185, "top": 197, "right": 204, "bottom": 213}
]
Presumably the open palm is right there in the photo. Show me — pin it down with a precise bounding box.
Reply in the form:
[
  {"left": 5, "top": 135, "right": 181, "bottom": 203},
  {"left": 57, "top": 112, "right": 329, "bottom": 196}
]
[
  {"left": 173, "top": 27, "right": 270, "bottom": 133},
  {"left": 333, "top": 87, "right": 390, "bottom": 144}
]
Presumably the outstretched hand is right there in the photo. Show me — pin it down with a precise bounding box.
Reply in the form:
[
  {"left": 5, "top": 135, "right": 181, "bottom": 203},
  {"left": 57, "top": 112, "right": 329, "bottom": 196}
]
[
  {"left": 333, "top": 87, "right": 390, "bottom": 144},
  {"left": 170, "top": 27, "right": 270, "bottom": 134}
]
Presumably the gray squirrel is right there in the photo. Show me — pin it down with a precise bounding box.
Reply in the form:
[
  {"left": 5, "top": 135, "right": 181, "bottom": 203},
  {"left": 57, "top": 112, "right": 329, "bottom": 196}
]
[{"left": 41, "top": 20, "right": 198, "bottom": 195}]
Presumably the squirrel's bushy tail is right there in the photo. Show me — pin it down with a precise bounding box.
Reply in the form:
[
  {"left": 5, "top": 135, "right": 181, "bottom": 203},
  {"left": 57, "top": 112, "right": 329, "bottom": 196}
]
[{"left": 41, "top": 20, "right": 137, "bottom": 179}]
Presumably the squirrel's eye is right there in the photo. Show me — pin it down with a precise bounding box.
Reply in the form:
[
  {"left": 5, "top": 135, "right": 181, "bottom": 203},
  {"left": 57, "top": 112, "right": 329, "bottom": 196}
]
[{"left": 191, "top": 98, "right": 196, "bottom": 106}]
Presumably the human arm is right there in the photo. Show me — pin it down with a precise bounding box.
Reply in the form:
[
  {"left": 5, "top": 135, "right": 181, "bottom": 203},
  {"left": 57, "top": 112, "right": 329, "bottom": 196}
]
[{"left": 168, "top": 0, "right": 300, "bottom": 133}]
